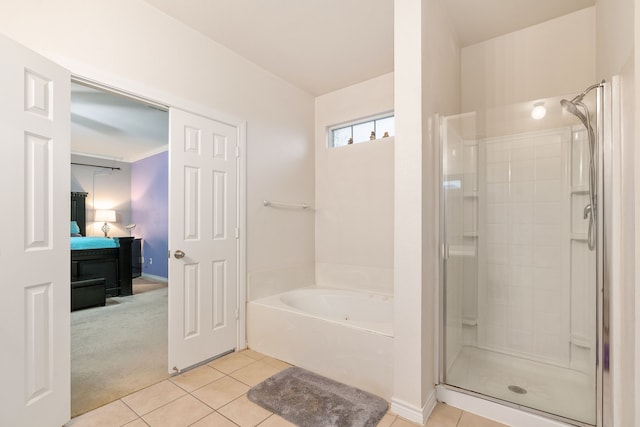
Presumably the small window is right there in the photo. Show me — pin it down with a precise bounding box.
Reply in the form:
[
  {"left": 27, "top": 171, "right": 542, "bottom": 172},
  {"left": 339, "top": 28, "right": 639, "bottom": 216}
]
[{"left": 329, "top": 114, "right": 395, "bottom": 148}]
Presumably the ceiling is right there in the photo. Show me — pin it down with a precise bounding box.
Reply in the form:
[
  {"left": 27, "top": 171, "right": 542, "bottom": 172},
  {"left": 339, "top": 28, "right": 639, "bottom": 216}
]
[
  {"left": 144, "top": 0, "right": 595, "bottom": 96},
  {"left": 71, "top": 82, "right": 168, "bottom": 163},
  {"left": 144, "top": 0, "right": 395, "bottom": 96},
  {"left": 443, "top": 0, "right": 595, "bottom": 48},
  {"left": 73, "top": 0, "right": 596, "bottom": 162}
]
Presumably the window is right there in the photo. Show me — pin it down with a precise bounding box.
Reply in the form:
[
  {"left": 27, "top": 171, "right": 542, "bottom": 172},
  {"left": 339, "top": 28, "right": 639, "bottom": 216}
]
[{"left": 329, "top": 114, "right": 395, "bottom": 148}]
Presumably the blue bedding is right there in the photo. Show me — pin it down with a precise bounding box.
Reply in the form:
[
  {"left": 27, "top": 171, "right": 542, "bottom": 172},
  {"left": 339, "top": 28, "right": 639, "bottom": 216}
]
[{"left": 71, "top": 236, "right": 120, "bottom": 250}]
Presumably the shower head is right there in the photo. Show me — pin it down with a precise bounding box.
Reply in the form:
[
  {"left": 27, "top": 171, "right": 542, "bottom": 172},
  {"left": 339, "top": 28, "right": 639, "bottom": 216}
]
[
  {"left": 560, "top": 98, "right": 590, "bottom": 130},
  {"left": 560, "top": 99, "right": 580, "bottom": 116}
]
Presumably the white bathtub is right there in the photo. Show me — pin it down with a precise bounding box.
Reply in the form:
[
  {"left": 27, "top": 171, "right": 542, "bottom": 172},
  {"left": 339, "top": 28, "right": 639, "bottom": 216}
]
[{"left": 247, "top": 287, "right": 394, "bottom": 399}]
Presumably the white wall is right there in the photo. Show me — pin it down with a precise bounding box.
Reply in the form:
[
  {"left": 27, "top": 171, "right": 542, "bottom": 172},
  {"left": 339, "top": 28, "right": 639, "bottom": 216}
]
[
  {"left": 392, "top": 0, "right": 460, "bottom": 422},
  {"left": 70, "top": 154, "right": 131, "bottom": 237},
  {"left": 0, "top": 0, "right": 315, "bottom": 303},
  {"left": 635, "top": 0, "right": 640, "bottom": 413},
  {"left": 315, "top": 73, "right": 394, "bottom": 294},
  {"left": 635, "top": 2, "right": 640, "bottom": 422},
  {"left": 596, "top": 0, "right": 637, "bottom": 425},
  {"left": 462, "top": 7, "right": 596, "bottom": 113}
]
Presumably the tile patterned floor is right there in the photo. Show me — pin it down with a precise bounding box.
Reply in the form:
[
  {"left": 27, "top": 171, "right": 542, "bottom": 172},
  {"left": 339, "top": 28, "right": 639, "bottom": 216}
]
[{"left": 65, "top": 349, "right": 509, "bottom": 427}]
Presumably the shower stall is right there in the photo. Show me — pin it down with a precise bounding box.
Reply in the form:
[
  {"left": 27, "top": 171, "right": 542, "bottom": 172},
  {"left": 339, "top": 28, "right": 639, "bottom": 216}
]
[{"left": 439, "top": 83, "right": 606, "bottom": 426}]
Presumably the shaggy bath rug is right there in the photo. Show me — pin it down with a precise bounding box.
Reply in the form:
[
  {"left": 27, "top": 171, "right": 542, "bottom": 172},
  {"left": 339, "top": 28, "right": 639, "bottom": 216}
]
[{"left": 247, "top": 367, "right": 388, "bottom": 427}]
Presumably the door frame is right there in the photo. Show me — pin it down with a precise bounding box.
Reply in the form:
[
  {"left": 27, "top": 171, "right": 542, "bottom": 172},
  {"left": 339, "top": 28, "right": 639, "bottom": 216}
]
[{"left": 69, "top": 71, "right": 248, "bottom": 353}]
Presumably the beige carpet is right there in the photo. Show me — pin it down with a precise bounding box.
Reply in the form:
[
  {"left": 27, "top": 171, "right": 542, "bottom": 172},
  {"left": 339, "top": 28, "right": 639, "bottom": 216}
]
[{"left": 71, "top": 278, "right": 169, "bottom": 417}]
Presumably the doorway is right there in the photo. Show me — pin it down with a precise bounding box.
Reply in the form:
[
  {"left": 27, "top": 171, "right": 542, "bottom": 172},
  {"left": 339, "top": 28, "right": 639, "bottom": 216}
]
[
  {"left": 68, "top": 77, "right": 245, "bottom": 417},
  {"left": 70, "top": 80, "right": 170, "bottom": 416}
]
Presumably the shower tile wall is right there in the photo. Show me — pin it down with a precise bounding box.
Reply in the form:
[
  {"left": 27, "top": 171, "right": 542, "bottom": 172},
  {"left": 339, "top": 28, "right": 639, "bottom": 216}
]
[{"left": 478, "top": 129, "right": 572, "bottom": 365}]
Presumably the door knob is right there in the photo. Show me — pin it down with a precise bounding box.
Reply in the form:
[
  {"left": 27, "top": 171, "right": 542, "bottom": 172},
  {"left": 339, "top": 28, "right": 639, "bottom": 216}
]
[{"left": 174, "top": 250, "right": 185, "bottom": 259}]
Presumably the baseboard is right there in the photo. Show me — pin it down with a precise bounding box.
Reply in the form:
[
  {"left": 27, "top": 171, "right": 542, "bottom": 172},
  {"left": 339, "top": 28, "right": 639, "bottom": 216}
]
[
  {"left": 140, "top": 273, "right": 168, "bottom": 283},
  {"left": 390, "top": 389, "right": 437, "bottom": 424}
]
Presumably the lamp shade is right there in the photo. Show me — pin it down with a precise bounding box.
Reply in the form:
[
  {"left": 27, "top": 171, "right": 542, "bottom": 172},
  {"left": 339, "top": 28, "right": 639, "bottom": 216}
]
[{"left": 95, "top": 209, "right": 116, "bottom": 223}]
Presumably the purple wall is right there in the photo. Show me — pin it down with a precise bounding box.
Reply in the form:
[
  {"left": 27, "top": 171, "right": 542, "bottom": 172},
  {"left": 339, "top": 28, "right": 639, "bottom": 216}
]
[{"left": 131, "top": 151, "right": 168, "bottom": 279}]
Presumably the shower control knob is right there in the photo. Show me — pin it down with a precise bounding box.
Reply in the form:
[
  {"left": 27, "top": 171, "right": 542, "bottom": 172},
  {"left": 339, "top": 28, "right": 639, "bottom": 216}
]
[{"left": 174, "top": 250, "right": 186, "bottom": 259}]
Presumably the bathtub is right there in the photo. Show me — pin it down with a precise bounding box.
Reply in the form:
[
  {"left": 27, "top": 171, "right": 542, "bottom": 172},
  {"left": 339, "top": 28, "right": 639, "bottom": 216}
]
[{"left": 247, "top": 287, "right": 394, "bottom": 399}]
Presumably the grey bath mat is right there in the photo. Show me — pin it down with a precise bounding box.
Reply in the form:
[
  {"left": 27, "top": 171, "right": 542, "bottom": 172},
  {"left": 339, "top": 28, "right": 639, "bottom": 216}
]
[{"left": 247, "top": 367, "right": 388, "bottom": 427}]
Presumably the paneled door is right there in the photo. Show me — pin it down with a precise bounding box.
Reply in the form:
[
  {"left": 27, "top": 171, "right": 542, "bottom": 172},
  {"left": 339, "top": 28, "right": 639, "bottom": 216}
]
[
  {"left": 0, "top": 34, "right": 70, "bottom": 426},
  {"left": 168, "top": 108, "right": 239, "bottom": 372}
]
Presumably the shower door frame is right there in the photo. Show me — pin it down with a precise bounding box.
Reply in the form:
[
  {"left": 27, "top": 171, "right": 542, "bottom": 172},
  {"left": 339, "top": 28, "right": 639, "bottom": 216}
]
[
  {"left": 599, "top": 78, "right": 614, "bottom": 427},
  {"left": 437, "top": 82, "right": 612, "bottom": 427}
]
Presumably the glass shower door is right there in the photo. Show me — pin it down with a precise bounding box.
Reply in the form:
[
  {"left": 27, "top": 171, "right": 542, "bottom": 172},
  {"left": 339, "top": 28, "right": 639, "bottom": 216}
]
[{"left": 440, "top": 90, "right": 600, "bottom": 425}]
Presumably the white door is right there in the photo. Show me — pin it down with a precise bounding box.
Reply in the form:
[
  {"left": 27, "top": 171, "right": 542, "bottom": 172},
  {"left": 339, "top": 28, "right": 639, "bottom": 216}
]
[
  {"left": 0, "top": 35, "right": 70, "bottom": 426},
  {"left": 168, "top": 108, "right": 239, "bottom": 371}
]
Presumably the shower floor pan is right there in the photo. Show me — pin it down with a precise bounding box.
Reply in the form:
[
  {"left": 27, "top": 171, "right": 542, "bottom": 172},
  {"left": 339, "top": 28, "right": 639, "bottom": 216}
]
[{"left": 446, "top": 346, "right": 595, "bottom": 425}]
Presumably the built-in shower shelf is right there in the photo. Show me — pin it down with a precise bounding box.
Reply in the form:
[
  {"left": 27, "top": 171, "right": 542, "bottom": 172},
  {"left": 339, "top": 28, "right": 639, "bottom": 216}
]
[
  {"left": 462, "top": 317, "right": 477, "bottom": 326},
  {"left": 449, "top": 245, "right": 476, "bottom": 257},
  {"left": 571, "top": 185, "right": 589, "bottom": 194},
  {"left": 463, "top": 140, "right": 478, "bottom": 147},
  {"left": 463, "top": 231, "right": 478, "bottom": 238},
  {"left": 463, "top": 191, "right": 478, "bottom": 198},
  {"left": 570, "top": 233, "right": 588, "bottom": 241}
]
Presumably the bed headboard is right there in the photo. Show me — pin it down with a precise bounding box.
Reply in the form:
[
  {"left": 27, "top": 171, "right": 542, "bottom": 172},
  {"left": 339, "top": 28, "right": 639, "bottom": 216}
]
[{"left": 71, "top": 192, "right": 88, "bottom": 236}]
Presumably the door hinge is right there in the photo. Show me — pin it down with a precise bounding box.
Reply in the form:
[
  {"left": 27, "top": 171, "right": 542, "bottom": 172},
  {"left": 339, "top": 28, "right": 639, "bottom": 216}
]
[
  {"left": 235, "top": 308, "right": 239, "bottom": 320},
  {"left": 235, "top": 227, "right": 239, "bottom": 239},
  {"left": 235, "top": 146, "right": 240, "bottom": 157},
  {"left": 168, "top": 250, "right": 170, "bottom": 259}
]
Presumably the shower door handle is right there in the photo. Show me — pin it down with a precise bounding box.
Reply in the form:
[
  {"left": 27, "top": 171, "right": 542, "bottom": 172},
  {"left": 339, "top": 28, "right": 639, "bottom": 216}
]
[{"left": 441, "top": 243, "right": 449, "bottom": 260}]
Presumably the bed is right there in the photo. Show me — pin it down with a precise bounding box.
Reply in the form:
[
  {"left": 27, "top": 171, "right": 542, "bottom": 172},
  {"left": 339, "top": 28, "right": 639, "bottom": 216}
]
[{"left": 71, "top": 192, "right": 134, "bottom": 310}]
